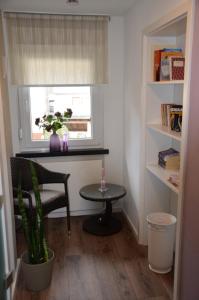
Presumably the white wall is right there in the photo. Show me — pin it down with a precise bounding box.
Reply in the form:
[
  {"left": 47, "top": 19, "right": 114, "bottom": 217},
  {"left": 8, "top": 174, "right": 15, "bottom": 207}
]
[
  {"left": 104, "top": 16, "right": 124, "bottom": 186},
  {"left": 4, "top": 14, "right": 125, "bottom": 214},
  {"left": 123, "top": 0, "right": 187, "bottom": 239}
]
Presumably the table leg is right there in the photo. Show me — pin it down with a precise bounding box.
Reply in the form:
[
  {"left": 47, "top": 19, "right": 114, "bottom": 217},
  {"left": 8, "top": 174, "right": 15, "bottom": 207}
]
[
  {"left": 83, "top": 200, "right": 122, "bottom": 236},
  {"left": 105, "top": 200, "right": 112, "bottom": 220},
  {"left": 98, "top": 200, "right": 112, "bottom": 225}
]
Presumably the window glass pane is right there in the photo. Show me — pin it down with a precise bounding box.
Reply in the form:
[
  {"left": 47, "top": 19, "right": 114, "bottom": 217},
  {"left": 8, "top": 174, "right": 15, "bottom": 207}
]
[{"left": 30, "top": 86, "right": 91, "bottom": 141}]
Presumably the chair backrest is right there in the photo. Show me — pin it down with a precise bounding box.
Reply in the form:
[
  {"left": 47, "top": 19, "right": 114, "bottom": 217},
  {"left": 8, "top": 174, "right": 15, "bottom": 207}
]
[{"left": 10, "top": 157, "right": 40, "bottom": 190}]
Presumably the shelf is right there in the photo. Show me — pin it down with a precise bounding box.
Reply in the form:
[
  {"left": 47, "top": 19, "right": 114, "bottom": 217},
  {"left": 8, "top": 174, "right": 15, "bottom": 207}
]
[
  {"left": 147, "top": 124, "right": 181, "bottom": 141},
  {"left": 147, "top": 80, "right": 184, "bottom": 85},
  {"left": 16, "top": 148, "right": 109, "bottom": 158},
  {"left": 146, "top": 164, "right": 179, "bottom": 195}
]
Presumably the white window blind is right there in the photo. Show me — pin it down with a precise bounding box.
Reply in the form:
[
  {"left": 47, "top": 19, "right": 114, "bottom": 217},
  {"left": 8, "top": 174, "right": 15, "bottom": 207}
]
[{"left": 5, "top": 13, "right": 109, "bottom": 85}]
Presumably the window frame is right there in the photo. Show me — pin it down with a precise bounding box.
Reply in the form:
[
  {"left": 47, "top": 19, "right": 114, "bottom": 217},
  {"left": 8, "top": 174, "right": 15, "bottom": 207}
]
[{"left": 18, "top": 85, "right": 104, "bottom": 150}]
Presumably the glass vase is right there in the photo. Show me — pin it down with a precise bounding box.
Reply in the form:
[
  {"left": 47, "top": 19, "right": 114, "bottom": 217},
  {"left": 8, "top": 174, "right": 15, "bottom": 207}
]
[
  {"left": 62, "top": 133, "right": 68, "bottom": 152},
  {"left": 49, "top": 131, "right": 61, "bottom": 152}
]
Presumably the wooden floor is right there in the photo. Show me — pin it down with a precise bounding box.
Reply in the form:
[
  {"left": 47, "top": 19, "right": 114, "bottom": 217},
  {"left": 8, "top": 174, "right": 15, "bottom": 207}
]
[{"left": 14, "top": 214, "right": 173, "bottom": 300}]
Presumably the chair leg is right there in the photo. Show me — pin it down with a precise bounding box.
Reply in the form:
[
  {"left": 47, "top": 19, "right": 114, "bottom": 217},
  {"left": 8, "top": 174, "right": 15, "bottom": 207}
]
[{"left": 66, "top": 204, "right": 71, "bottom": 237}]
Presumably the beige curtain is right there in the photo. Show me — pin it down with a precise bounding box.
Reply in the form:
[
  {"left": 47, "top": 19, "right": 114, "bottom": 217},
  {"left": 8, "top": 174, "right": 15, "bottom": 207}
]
[{"left": 5, "top": 13, "right": 109, "bottom": 85}]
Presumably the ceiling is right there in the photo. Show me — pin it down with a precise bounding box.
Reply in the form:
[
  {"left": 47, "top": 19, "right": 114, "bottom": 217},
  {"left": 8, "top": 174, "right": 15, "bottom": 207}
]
[{"left": 0, "top": 0, "right": 137, "bottom": 16}]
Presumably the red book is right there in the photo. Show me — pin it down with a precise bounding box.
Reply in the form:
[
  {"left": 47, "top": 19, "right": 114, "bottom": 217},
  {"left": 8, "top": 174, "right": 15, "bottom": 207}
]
[
  {"left": 170, "top": 56, "right": 185, "bottom": 80},
  {"left": 154, "top": 50, "right": 162, "bottom": 81}
]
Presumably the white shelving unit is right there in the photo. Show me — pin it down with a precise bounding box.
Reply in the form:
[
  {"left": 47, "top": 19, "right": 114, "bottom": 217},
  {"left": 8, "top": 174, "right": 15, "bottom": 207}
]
[
  {"left": 147, "top": 164, "right": 179, "bottom": 195},
  {"left": 147, "top": 124, "right": 181, "bottom": 141},
  {"left": 140, "top": 3, "right": 193, "bottom": 300},
  {"left": 147, "top": 80, "right": 184, "bottom": 85}
]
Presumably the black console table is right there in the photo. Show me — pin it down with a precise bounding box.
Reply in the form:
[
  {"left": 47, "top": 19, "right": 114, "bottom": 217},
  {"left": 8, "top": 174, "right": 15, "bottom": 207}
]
[{"left": 79, "top": 183, "right": 126, "bottom": 236}]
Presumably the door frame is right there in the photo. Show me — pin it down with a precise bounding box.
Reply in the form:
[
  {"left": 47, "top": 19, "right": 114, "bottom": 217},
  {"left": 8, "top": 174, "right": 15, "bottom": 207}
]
[{"left": 0, "top": 11, "right": 17, "bottom": 300}]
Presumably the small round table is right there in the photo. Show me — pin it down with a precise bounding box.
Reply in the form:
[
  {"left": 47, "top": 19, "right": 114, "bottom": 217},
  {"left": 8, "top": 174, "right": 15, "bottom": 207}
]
[{"left": 79, "top": 183, "right": 126, "bottom": 236}]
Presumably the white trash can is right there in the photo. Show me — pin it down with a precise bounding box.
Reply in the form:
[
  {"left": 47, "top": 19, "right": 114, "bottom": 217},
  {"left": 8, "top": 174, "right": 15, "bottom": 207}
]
[{"left": 147, "top": 212, "right": 176, "bottom": 274}]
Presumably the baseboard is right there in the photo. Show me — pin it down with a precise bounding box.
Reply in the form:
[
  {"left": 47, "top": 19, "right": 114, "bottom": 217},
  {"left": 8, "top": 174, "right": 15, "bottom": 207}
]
[
  {"left": 48, "top": 206, "right": 122, "bottom": 218},
  {"left": 122, "top": 209, "right": 139, "bottom": 240},
  {"left": 11, "top": 258, "right": 21, "bottom": 299}
]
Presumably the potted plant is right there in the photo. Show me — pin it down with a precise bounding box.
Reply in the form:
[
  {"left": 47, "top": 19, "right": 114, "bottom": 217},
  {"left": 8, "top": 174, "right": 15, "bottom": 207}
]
[
  {"left": 35, "top": 108, "right": 72, "bottom": 152},
  {"left": 17, "top": 162, "right": 54, "bottom": 291}
]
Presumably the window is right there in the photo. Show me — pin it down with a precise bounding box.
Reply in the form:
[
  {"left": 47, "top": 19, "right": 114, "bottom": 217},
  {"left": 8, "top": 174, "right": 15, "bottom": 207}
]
[
  {"left": 18, "top": 86, "right": 103, "bottom": 150},
  {"left": 30, "top": 86, "right": 91, "bottom": 140}
]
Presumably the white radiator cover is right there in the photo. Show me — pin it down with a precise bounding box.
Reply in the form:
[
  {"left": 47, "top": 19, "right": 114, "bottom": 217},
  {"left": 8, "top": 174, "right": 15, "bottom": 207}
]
[{"left": 40, "top": 159, "right": 103, "bottom": 217}]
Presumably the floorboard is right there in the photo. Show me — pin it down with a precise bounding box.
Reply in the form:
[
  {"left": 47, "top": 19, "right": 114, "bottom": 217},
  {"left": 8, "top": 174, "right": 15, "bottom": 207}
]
[{"left": 14, "top": 214, "right": 173, "bottom": 300}]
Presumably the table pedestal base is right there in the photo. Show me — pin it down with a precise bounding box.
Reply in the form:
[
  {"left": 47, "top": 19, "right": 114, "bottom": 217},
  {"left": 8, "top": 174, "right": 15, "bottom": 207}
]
[{"left": 83, "top": 215, "right": 122, "bottom": 236}]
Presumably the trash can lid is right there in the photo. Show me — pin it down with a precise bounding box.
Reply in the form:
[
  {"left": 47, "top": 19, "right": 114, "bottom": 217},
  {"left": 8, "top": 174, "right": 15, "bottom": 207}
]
[{"left": 147, "top": 212, "right": 176, "bottom": 226}]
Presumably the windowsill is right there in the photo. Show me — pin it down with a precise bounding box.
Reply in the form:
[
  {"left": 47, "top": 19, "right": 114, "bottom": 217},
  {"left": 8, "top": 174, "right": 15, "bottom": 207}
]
[{"left": 16, "top": 148, "right": 109, "bottom": 158}]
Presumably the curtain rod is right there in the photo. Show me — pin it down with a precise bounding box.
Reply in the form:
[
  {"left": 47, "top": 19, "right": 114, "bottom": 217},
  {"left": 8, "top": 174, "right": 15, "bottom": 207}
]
[{"left": 3, "top": 10, "right": 111, "bottom": 21}]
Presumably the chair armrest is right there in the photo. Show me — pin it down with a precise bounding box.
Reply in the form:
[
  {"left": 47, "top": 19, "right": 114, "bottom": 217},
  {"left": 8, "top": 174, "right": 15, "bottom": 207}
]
[
  {"left": 13, "top": 187, "right": 33, "bottom": 209},
  {"left": 36, "top": 164, "right": 70, "bottom": 185}
]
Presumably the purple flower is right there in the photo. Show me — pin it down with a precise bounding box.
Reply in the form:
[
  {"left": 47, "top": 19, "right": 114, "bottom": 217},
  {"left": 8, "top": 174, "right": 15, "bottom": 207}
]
[
  {"left": 35, "top": 118, "right": 40, "bottom": 126},
  {"left": 55, "top": 112, "right": 61, "bottom": 118}
]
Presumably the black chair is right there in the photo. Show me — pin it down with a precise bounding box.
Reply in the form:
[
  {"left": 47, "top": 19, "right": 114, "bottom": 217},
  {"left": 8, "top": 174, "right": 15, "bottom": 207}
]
[{"left": 10, "top": 157, "right": 71, "bottom": 235}]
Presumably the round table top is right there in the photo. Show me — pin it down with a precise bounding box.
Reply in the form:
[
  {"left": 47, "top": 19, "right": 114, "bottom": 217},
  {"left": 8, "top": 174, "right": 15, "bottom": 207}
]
[{"left": 79, "top": 183, "right": 126, "bottom": 202}]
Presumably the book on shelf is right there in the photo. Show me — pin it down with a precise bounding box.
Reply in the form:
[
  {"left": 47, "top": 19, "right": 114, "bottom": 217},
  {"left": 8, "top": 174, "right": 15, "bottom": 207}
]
[
  {"left": 153, "top": 48, "right": 184, "bottom": 81},
  {"left": 170, "top": 56, "right": 185, "bottom": 80},
  {"left": 161, "top": 104, "right": 183, "bottom": 132},
  {"left": 158, "top": 148, "right": 180, "bottom": 170},
  {"left": 161, "top": 103, "right": 172, "bottom": 127},
  {"left": 170, "top": 106, "right": 183, "bottom": 132},
  {"left": 154, "top": 49, "right": 162, "bottom": 81}
]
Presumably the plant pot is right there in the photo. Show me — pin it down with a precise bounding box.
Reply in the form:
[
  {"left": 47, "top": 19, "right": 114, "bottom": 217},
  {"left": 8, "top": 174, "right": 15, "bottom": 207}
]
[
  {"left": 49, "top": 131, "right": 61, "bottom": 152},
  {"left": 21, "top": 248, "right": 54, "bottom": 291}
]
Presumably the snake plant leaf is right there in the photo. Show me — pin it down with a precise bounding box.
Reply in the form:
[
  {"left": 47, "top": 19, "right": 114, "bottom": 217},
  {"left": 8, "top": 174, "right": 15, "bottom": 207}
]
[{"left": 17, "top": 163, "right": 49, "bottom": 264}]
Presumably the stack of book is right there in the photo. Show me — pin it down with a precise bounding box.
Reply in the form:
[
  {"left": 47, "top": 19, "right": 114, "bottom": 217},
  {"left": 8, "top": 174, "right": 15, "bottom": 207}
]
[
  {"left": 154, "top": 48, "right": 185, "bottom": 81},
  {"left": 161, "top": 104, "right": 183, "bottom": 132},
  {"left": 158, "top": 148, "right": 180, "bottom": 170}
]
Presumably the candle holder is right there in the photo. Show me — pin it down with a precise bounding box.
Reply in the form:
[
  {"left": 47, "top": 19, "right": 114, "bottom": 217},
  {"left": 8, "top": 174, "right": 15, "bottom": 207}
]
[{"left": 98, "top": 180, "right": 109, "bottom": 192}]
